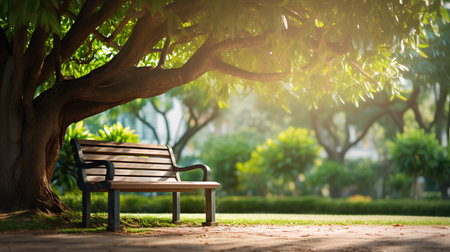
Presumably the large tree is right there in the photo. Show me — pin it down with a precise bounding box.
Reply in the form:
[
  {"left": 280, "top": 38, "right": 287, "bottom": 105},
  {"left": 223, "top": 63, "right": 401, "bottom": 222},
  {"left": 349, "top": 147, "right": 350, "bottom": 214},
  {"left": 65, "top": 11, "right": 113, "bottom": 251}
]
[{"left": 0, "top": 0, "right": 445, "bottom": 212}]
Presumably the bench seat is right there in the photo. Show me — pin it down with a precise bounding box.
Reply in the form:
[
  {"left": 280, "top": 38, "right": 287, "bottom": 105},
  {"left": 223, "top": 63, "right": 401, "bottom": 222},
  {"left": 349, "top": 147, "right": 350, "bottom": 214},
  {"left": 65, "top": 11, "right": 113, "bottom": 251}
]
[{"left": 92, "top": 181, "right": 220, "bottom": 192}]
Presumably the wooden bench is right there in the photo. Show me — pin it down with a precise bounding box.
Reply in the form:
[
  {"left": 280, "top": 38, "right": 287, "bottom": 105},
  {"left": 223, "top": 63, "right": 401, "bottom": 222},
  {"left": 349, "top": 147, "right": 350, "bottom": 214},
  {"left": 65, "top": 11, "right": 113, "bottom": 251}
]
[{"left": 71, "top": 139, "right": 220, "bottom": 231}]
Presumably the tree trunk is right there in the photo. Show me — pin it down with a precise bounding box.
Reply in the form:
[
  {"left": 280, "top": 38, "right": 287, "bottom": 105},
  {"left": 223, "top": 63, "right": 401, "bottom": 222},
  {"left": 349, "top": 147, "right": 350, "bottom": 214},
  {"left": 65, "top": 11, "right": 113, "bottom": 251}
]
[
  {"left": 441, "top": 179, "right": 449, "bottom": 200},
  {"left": 434, "top": 84, "right": 448, "bottom": 144},
  {"left": 0, "top": 60, "right": 66, "bottom": 212},
  {"left": 0, "top": 110, "right": 67, "bottom": 213},
  {"left": 412, "top": 174, "right": 419, "bottom": 200}
]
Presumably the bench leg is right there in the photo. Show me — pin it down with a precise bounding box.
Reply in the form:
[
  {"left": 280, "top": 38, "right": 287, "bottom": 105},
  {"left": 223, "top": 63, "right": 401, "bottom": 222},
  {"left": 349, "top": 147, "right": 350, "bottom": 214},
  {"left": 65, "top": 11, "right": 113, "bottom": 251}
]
[
  {"left": 172, "top": 192, "right": 181, "bottom": 224},
  {"left": 202, "top": 189, "right": 218, "bottom": 226},
  {"left": 82, "top": 190, "right": 91, "bottom": 228},
  {"left": 107, "top": 189, "right": 122, "bottom": 232}
]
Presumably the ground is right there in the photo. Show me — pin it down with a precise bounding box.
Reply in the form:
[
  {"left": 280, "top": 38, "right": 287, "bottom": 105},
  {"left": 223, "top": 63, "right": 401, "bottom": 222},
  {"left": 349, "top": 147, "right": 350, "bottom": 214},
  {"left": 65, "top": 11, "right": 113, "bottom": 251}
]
[{"left": 1, "top": 225, "right": 449, "bottom": 251}]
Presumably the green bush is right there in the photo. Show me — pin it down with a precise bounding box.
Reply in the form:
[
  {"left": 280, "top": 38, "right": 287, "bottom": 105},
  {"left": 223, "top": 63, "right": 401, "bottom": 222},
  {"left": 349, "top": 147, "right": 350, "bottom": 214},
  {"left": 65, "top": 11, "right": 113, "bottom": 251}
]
[
  {"left": 60, "top": 194, "right": 450, "bottom": 217},
  {"left": 306, "top": 159, "right": 381, "bottom": 198},
  {"left": 237, "top": 127, "right": 320, "bottom": 196},
  {"left": 390, "top": 129, "right": 443, "bottom": 199},
  {"left": 95, "top": 122, "right": 139, "bottom": 142},
  {"left": 307, "top": 161, "right": 350, "bottom": 198},
  {"left": 53, "top": 121, "right": 140, "bottom": 194},
  {"left": 200, "top": 129, "right": 264, "bottom": 195}
]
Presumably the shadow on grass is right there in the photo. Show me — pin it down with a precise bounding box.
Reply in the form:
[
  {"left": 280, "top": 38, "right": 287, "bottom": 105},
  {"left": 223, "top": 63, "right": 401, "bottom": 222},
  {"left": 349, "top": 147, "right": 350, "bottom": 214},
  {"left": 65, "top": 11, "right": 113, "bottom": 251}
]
[{"left": 0, "top": 211, "right": 183, "bottom": 233}]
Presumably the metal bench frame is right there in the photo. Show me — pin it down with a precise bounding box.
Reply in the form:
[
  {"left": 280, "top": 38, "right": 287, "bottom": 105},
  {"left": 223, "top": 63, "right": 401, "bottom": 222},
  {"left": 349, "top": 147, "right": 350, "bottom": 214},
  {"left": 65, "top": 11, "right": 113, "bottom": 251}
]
[{"left": 71, "top": 139, "right": 220, "bottom": 231}]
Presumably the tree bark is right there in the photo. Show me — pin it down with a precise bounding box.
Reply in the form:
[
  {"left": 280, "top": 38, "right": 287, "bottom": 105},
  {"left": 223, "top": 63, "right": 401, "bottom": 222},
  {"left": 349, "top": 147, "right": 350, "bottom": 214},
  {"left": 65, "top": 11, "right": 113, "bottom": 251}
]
[{"left": 0, "top": 70, "right": 67, "bottom": 212}]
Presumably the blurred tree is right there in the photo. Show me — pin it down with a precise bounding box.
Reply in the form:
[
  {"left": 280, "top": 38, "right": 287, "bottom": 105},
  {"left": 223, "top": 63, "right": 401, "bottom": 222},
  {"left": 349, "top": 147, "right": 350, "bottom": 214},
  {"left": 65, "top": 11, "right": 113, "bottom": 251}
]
[
  {"left": 0, "top": 0, "right": 445, "bottom": 212},
  {"left": 390, "top": 129, "right": 443, "bottom": 200},
  {"left": 401, "top": 22, "right": 450, "bottom": 144},
  {"left": 309, "top": 103, "right": 386, "bottom": 163},
  {"left": 238, "top": 127, "right": 320, "bottom": 196},
  {"left": 199, "top": 129, "right": 264, "bottom": 195},
  {"left": 95, "top": 85, "right": 220, "bottom": 159},
  {"left": 377, "top": 20, "right": 450, "bottom": 198}
]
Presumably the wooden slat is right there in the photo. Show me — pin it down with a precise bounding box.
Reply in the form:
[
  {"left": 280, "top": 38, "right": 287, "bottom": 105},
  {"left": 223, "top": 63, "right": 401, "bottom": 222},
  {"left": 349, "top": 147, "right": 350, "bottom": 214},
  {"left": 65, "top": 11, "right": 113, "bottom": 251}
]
[
  {"left": 83, "top": 154, "right": 172, "bottom": 164},
  {"left": 78, "top": 139, "right": 167, "bottom": 150},
  {"left": 81, "top": 146, "right": 170, "bottom": 157},
  {"left": 86, "top": 169, "right": 175, "bottom": 177},
  {"left": 112, "top": 163, "right": 173, "bottom": 170},
  {"left": 86, "top": 176, "right": 178, "bottom": 182}
]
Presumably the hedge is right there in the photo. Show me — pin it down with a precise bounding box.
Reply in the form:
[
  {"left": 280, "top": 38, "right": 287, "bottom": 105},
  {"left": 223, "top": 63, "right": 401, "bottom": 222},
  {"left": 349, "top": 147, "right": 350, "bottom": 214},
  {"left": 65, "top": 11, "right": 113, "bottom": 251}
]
[{"left": 60, "top": 194, "right": 450, "bottom": 217}]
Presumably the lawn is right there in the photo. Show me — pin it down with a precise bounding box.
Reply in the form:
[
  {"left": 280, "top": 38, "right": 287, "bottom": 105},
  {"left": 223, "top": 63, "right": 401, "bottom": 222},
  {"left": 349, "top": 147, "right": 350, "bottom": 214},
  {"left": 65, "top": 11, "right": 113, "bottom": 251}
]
[
  {"left": 1, "top": 211, "right": 449, "bottom": 233},
  {"left": 122, "top": 213, "right": 450, "bottom": 226}
]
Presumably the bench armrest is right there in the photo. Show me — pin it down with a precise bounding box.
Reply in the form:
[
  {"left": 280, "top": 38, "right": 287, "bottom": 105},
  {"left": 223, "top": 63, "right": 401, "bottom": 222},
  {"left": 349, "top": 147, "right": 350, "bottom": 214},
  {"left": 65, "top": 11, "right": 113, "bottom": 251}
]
[
  {"left": 174, "top": 164, "right": 211, "bottom": 181},
  {"left": 80, "top": 160, "right": 115, "bottom": 181}
]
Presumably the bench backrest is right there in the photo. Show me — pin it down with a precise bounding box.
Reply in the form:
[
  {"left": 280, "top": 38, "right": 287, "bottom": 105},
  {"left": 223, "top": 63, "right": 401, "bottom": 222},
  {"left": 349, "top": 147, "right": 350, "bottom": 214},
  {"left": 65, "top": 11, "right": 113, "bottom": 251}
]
[{"left": 73, "top": 139, "right": 179, "bottom": 183}]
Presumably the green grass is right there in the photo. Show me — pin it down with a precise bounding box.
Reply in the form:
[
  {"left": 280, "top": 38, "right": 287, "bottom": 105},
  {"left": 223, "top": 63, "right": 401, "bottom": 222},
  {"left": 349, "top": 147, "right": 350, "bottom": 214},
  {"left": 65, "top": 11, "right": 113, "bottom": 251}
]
[
  {"left": 128, "top": 213, "right": 450, "bottom": 226},
  {"left": 1, "top": 212, "right": 449, "bottom": 233}
]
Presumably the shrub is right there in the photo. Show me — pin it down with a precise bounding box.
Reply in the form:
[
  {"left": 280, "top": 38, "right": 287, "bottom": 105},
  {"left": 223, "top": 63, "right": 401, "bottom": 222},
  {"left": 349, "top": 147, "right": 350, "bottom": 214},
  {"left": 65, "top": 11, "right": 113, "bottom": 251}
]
[
  {"left": 60, "top": 194, "right": 450, "bottom": 216},
  {"left": 53, "top": 121, "right": 140, "bottom": 194},
  {"left": 95, "top": 122, "right": 139, "bottom": 142},
  {"left": 237, "top": 127, "right": 320, "bottom": 196},
  {"left": 199, "top": 129, "right": 264, "bottom": 195},
  {"left": 390, "top": 129, "right": 443, "bottom": 199}
]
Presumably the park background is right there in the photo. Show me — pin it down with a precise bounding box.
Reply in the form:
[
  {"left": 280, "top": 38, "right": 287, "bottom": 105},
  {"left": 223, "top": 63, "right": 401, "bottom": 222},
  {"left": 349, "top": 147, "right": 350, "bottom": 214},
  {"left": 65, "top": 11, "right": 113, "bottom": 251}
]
[
  {"left": 1, "top": 0, "right": 450, "bottom": 218},
  {"left": 52, "top": 21, "right": 450, "bottom": 216}
]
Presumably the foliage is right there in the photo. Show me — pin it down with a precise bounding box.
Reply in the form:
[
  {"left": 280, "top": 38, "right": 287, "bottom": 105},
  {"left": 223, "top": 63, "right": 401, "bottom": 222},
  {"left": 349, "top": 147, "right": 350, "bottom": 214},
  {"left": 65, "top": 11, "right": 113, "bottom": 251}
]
[
  {"left": 2, "top": 1, "right": 446, "bottom": 104},
  {"left": 346, "top": 159, "right": 381, "bottom": 197},
  {"left": 217, "top": 196, "right": 450, "bottom": 216},
  {"left": 386, "top": 172, "right": 413, "bottom": 199},
  {"left": 199, "top": 129, "right": 264, "bottom": 195},
  {"left": 390, "top": 129, "right": 442, "bottom": 178},
  {"left": 307, "top": 159, "right": 381, "bottom": 198},
  {"left": 238, "top": 127, "right": 320, "bottom": 195},
  {"left": 95, "top": 122, "right": 140, "bottom": 143},
  {"left": 52, "top": 122, "right": 92, "bottom": 193},
  {"left": 307, "top": 160, "right": 351, "bottom": 197}
]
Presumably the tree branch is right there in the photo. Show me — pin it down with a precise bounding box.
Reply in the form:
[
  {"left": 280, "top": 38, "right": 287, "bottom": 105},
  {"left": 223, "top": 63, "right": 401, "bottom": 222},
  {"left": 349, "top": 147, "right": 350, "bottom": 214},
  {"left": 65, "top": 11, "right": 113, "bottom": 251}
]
[
  {"left": 350, "top": 61, "right": 378, "bottom": 85},
  {"left": 212, "top": 34, "right": 267, "bottom": 52},
  {"left": 157, "top": 36, "right": 171, "bottom": 69},
  {"left": 310, "top": 109, "right": 336, "bottom": 157},
  {"left": 172, "top": 104, "right": 220, "bottom": 158},
  {"left": 136, "top": 113, "right": 161, "bottom": 144},
  {"left": 341, "top": 110, "right": 386, "bottom": 154},
  {"left": 322, "top": 111, "right": 340, "bottom": 148},
  {"left": 407, "top": 86, "right": 430, "bottom": 132},
  {"left": 149, "top": 100, "right": 171, "bottom": 145},
  {"left": 213, "top": 58, "right": 289, "bottom": 82},
  {"left": 38, "top": 0, "right": 125, "bottom": 85}
]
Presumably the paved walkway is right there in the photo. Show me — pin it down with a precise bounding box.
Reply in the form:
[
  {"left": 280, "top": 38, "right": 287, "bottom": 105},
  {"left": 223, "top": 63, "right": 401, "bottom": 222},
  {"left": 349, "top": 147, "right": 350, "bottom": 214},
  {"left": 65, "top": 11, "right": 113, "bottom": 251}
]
[{"left": 1, "top": 225, "right": 449, "bottom": 251}]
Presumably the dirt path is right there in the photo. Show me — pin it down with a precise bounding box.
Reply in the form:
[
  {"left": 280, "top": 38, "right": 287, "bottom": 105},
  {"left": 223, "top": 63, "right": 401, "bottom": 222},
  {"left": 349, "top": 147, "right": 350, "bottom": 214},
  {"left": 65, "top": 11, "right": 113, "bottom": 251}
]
[{"left": 1, "top": 225, "right": 449, "bottom": 251}]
